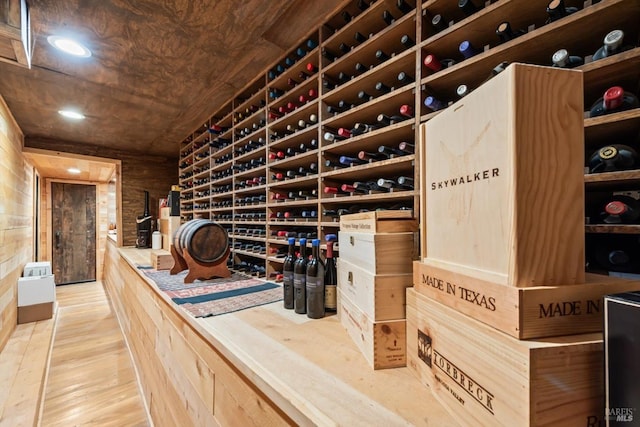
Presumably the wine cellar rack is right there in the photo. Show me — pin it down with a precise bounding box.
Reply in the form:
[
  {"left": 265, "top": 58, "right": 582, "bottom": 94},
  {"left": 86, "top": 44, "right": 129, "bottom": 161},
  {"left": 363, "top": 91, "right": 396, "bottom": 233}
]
[{"left": 178, "top": 0, "right": 640, "bottom": 279}]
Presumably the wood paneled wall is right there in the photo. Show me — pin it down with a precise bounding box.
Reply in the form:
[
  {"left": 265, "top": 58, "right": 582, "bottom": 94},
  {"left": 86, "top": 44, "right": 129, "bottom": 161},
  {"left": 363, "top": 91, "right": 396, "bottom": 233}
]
[
  {"left": 0, "top": 95, "right": 33, "bottom": 352},
  {"left": 26, "top": 137, "right": 177, "bottom": 247}
]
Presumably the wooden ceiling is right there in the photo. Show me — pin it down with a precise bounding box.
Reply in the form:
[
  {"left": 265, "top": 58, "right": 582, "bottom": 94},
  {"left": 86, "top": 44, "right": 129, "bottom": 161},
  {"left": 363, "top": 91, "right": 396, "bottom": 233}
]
[
  {"left": 23, "top": 148, "right": 117, "bottom": 182},
  {"left": 0, "top": 0, "right": 349, "bottom": 158}
]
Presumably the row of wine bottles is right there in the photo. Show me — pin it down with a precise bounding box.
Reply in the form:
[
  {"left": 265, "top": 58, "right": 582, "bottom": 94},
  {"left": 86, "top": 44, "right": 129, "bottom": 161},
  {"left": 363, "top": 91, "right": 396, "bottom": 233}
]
[
  {"left": 324, "top": 177, "right": 414, "bottom": 195},
  {"left": 270, "top": 210, "right": 318, "bottom": 220},
  {"left": 283, "top": 235, "right": 338, "bottom": 319},
  {"left": 233, "top": 241, "right": 267, "bottom": 254}
]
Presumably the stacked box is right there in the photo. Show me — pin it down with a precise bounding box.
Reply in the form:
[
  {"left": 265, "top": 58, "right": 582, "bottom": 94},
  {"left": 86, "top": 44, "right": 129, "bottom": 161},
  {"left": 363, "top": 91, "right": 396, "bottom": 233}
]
[
  {"left": 337, "top": 211, "right": 417, "bottom": 369},
  {"left": 159, "top": 207, "right": 181, "bottom": 251},
  {"left": 17, "top": 275, "right": 56, "bottom": 323},
  {"left": 151, "top": 250, "right": 174, "bottom": 270},
  {"left": 408, "top": 64, "right": 640, "bottom": 425}
]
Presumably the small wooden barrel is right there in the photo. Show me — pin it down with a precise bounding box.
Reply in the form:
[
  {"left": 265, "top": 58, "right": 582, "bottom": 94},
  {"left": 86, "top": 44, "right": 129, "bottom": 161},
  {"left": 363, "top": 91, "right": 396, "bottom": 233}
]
[{"left": 173, "top": 219, "right": 229, "bottom": 264}]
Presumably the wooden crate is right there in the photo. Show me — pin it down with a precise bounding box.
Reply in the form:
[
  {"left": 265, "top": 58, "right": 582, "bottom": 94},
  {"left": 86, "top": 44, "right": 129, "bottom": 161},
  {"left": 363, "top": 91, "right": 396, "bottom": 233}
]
[
  {"left": 340, "top": 210, "right": 418, "bottom": 233},
  {"left": 160, "top": 216, "right": 181, "bottom": 251},
  {"left": 421, "top": 63, "right": 585, "bottom": 288},
  {"left": 337, "top": 258, "right": 411, "bottom": 321},
  {"left": 413, "top": 261, "right": 640, "bottom": 339},
  {"left": 338, "top": 231, "right": 415, "bottom": 275},
  {"left": 151, "top": 250, "right": 174, "bottom": 270},
  {"left": 337, "top": 289, "right": 406, "bottom": 370},
  {"left": 406, "top": 288, "right": 604, "bottom": 427}
]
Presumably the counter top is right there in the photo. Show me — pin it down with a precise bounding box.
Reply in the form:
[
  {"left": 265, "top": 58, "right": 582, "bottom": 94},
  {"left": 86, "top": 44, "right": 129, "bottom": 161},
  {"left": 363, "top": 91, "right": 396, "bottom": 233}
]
[{"left": 117, "top": 245, "right": 457, "bottom": 426}]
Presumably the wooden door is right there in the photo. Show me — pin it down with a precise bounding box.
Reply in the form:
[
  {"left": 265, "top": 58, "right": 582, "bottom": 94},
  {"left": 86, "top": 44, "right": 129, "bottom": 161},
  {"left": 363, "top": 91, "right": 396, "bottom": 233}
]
[{"left": 51, "top": 183, "right": 97, "bottom": 285}]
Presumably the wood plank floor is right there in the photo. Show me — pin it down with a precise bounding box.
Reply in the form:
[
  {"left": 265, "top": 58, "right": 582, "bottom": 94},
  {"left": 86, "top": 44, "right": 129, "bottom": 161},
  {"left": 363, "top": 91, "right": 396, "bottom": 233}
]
[{"left": 40, "top": 281, "right": 149, "bottom": 427}]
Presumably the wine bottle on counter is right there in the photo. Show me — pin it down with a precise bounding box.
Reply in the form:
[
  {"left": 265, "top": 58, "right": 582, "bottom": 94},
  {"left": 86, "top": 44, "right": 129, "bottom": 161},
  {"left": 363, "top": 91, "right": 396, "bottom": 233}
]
[
  {"left": 545, "top": 0, "right": 578, "bottom": 24},
  {"left": 551, "top": 49, "right": 583, "bottom": 68},
  {"left": 592, "top": 30, "right": 633, "bottom": 61},
  {"left": 588, "top": 144, "right": 638, "bottom": 173},
  {"left": 306, "top": 239, "right": 326, "bottom": 319},
  {"left": 293, "top": 238, "right": 308, "bottom": 314},
  {"left": 600, "top": 196, "right": 640, "bottom": 224},
  {"left": 324, "top": 234, "right": 338, "bottom": 313},
  {"left": 589, "top": 86, "right": 639, "bottom": 118}
]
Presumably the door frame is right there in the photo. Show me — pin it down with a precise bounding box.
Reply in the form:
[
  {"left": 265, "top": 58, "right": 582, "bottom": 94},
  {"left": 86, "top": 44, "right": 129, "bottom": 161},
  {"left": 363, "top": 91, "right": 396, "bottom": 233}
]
[{"left": 46, "top": 179, "right": 99, "bottom": 283}]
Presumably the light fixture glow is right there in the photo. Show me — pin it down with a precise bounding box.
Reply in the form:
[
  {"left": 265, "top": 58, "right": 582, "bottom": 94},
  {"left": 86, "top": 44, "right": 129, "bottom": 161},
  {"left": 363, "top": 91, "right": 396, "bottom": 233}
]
[
  {"left": 67, "top": 168, "right": 81, "bottom": 174},
  {"left": 47, "top": 35, "right": 92, "bottom": 58},
  {"left": 58, "top": 110, "right": 85, "bottom": 120}
]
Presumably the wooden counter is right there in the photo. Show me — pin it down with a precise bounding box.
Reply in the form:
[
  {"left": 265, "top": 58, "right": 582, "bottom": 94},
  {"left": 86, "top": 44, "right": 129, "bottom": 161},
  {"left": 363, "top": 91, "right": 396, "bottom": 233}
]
[{"left": 103, "top": 239, "right": 457, "bottom": 426}]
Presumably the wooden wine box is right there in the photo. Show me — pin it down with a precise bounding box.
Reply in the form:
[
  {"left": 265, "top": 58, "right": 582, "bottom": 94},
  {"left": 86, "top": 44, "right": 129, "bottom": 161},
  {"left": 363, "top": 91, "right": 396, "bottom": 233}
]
[
  {"left": 338, "top": 258, "right": 411, "bottom": 321},
  {"left": 406, "top": 288, "right": 604, "bottom": 427},
  {"left": 414, "top": 261, "right": 640, "bottom": 339},
  {"left": 339, "top": 210, "right": 418, "bottom": 234},
  {"left": 151, "top": 250, "right": 173, "bottom": 270},
  {"left": 338, "top": 231, "right": 416, "bottom": 275},
  {"left": 337, "top": 288, "right": 406, "bottom": 370},
  {"left": 420, "top": 63, "right": 585, "bottom": 288},
  {"left": 160, "top": 216, "right": 181, "bottom": 251}
]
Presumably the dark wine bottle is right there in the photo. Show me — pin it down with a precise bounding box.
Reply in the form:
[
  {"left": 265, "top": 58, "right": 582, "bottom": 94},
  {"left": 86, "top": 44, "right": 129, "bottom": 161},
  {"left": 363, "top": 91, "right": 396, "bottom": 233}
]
[
  {"left": 400, "top": 34, "right": 415, "bottom": 48},
  {"left": 592, "top": 30, "right": 632, "bottom": 61},
  {"left": 397, "top": 176, "right": 414, "bottom": 187},
  {"left": 293, "top": 238, "right": 308, "bottom": 314},
  {"left": 358, "top": 150, "right": 387, "bottom": 161},
  {"left": 495, "top": 21, "right": 525, "bottom": 43},
  {"left": 456, "top": 84, "right": 470, "bottom": 98},
  {"left": 340, "top": 155, "right": 366, "bottom": 165},
  {"left": 357, "top": 0, "right": 369, "bottom": 11},
  {"left": 589, "top": 87, "right": 640, "bottom": 118},
  {"left": 354, "top": 31, "right": 367, "bottom": 44},
  {"left": 376, "top": 49, "right": 390, "bottom": 62},
  {"left": 396, "top": 0, "right": 412, "bottom": 14},
  {"left": 588, "top": 145, "right": 638, "bottom": 173},
  {"left": 431, "top": 14, "right": 448, "bottom": 32},
  {"left": 306, "top": 239, "right": 325, "bottom": 319},
  {"left": 459, "top": 40, "right": 479, "bottom": 59},
  {"left": 600, "top": 196, "right": 640, "bottom": 224},
  {"left": 551, "top": 49, "right": 583, "bottom": 68},
  {"left": 458, "top": 0, "right": 478, "bottom": 17},
  {"left": 283, "top": 237, "right": 296, "bottom": 309},
  {"left": 324, "top": 235, "right": 338, "bottom": 312},
  {"left": 424, "top": 96, "right": 446, "bottom": 111},
  {"left": 322, "top": 47, "right": 337, "bottom": 62},
  {"left": 545, "top": 0, "right": 578, "bottom": 24},
  {"left": 398, "top": 141, "right": 415, "bottom": 154},
  {"left": 382, "top": 10, "right": 395, "bottom": 26},
  {"left": 398, "top": 71, "right": 414, "bottom": 84},
  {"left": 424, "top": 54, "right": 442, "bottom": 73},
  {"left": 588, "top": 234, "right": 640, "bottom": 273},
  {"left": 378, "top": 145, "right": 405, "bottom": 157}
]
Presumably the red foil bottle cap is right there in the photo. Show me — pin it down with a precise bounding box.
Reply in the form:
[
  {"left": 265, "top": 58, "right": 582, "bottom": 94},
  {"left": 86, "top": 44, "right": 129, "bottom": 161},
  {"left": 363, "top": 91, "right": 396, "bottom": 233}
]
[
  {"left": 603, "top": 86, "right": 624, "bottom": 110},
  {"left": 605, "top": 201, "right": 628, "bottom": 215},
  {"left": 424, "top": 54, "right": 442, "bottom": 72},
  {"left": 400, "top": 104, "right": 413, "bottom": 117}
]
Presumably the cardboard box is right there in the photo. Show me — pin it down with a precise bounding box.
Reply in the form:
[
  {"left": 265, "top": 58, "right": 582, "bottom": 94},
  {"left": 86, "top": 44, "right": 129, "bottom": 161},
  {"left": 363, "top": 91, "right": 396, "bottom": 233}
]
[
  {"left": 421, "top": 63, "right": 585, "bottom": 287},
  {"left": 338, "top": 231, "right": 415, "bottom": 275},
  {"left": 406, "top": 288, "right": 604, "bottom": 426},
  {"left": 414, "top": 261, "right": 640, "bottom": 339},
  {"left": 337, "top": 289, "right": 406, "bottom": 370},
  {"left": 338, "top": 258, "right": 411, "bottom": 321},
  {"left": 18, "top": 302, "right": 53, "bottom": 324},
  {"left": 23, "top": 261, "right": 52, "bottom": 277},
  {"left": 160, "top": 217, "right": 181, "bottom": 251},
  {"left": 17, "top": 275, "right": 56, "bottom": 306},
  {"left": 151, "top": 250, "right": 174, "bottom": 270}
]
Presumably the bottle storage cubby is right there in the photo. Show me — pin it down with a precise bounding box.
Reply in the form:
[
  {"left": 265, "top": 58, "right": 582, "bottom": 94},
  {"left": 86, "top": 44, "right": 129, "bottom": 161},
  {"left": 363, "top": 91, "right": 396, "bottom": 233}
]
[{"left": 178, "top": 0, "right": 640, "bottom": 279}]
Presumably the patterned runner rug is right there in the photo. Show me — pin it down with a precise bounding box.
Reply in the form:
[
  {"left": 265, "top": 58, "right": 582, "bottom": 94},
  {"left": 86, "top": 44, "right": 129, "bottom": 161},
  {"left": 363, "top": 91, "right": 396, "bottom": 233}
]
[{"left": 141, "top": 269, "right": 282, "bottom": 318}]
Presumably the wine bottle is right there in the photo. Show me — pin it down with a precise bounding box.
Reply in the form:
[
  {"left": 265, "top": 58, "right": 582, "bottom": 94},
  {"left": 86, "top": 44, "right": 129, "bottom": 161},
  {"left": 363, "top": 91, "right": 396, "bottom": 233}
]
[
  {"left": 545, "top": 0, "right": 578, "bottom": 24},
  {"left": 322, "top": 47, "right": 337, "bottom": 62},
  {"left": 589, "top": 86, "right": 640, "bottom": 118},
  {"left": 588, "top": 234, "right": 640, "bottom": 273},
  {"left": 399, "top": 104, "right": 413, "bottom": 118},
  {"left": 397, "top": 176, "right": 414, "bottom": 187},
  {"left": 340, "top": 155, "right": 366, "bottom": 166},
  {"left": 354, "top": 62, "right": 368, "bottom": 76},
  {"left": 376, "top": 49, "right": 390, "bottom": 62},
  {"left": 282, "top": 238, "right": 296, "bottom": 309},
  {"left": 378, "top": 145, "right": 405, "bottom": 157},
  {"left": 382, "top": 10, "right": 395, "bottom": 26},
  {"left": 456, "top": 84, "right": 470, "bottom": 98},
  {"left": 326, "top": 103, "right": 347, "bottom": 115},
  {"left": 341, "top": 183, "right": 368, "bottom": 193},
  {"left": 600, "top": 196, "right": 640, "bottom": 224},
  {"left": 358, "top": 150, "right": 387, "bottom": 161},
  {"left": 295, "top": 47, "right": 306, "bottom": 58},
  {"left": 424, "top": 54, "right": 442, "bottom": 73},
  {"left": 459, "top": 40, "right": 479, "bottom": 59},
  {"left": 424, "top": 95, "right": 446, "bottom": 111},
  {"left": 550, "top": 48, "right": 583, "bottom": 68},
  {"left": 293, "top": 238, "right": 308, "bottom": 314},
  {"left": 324, "top": 235, "right": 338, "bottom": 312},
  {"left": 306, "top": 63, "right": 317, "bottom": 73},
  {"left": 339, "top": 42, "right": 350, "bottom": 53},
  {"left": 377, "top": 113, "right": 405, "bottom": 126},
  {"left": 496, "top": 21, "right": 525, "bottom": 43},
  {"left": 397, "top": 71, "right": 414, "bottom": 84},
  {"left": 375, "top": 82, "right": 391, "bottom": 94},
  {"left": 431, "top": 14, "right": 448, "bottom": 32},
  {"left": 324, "top": 130, "right": 348, "bottom": 143},
  {"left": 354, "top": 31, "right": 367, "bottom": 44},
  {"left": 592, "top": 30, "right": 632, "bottom": 61},
  {"left": 396, "top": 0, "right": 412, "bottom": 14},
  {"left": 398, "top": 141, "right": 415, "bottom": 154},
  {"left": 588, "top": 145, "right": 638, "bottom": 173},
  {"left": 458, "top": 0, "right": 479, "bottom": 16},
  {"left": 306, "top": 38, "right": 318, "bottom": 49},
  {"left": 357, "top": 0, "right": 369, "bottom": 11},
  {"left": 400, "top": 34, "right": 415, "bottom": 48},
  {"left": 306, "top": 239, "right": 325, "bottom": 319}
]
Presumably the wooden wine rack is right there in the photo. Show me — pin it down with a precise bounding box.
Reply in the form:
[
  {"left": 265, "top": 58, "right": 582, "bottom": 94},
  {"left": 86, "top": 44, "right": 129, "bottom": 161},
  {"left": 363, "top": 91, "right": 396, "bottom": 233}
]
[{"left": 178, "top": 0, "right": 640, "bottom": 279}]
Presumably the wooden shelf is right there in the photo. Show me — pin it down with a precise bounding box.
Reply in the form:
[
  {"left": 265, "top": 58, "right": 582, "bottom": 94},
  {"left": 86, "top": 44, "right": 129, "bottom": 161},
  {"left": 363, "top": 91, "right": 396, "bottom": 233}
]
[
  {"left": 232, "top": 249, "right": 266, "bottom": 259},
  {"left": 268, "top": 198, "right": 319, "bottom": 208},
  {"left": 585, "top": 224, "right": 640, "bottom": 234},
  {"left": 234, "top": 165, "right": 266, "bottom": 180},
  {"left": 584, "top": 170, "right": 640, "bottom": 187},
  {"left": 268, "top": 124, "right": 319, "bottom": 150},
  {"left": 231, "top": 235, "right": 267, "bottom": 242},
  {"left": 268, "top": 174, "right": 318, "bottom": 190},
  {"left": 267, "top": 149, "right": 319, "bottom": 170}
]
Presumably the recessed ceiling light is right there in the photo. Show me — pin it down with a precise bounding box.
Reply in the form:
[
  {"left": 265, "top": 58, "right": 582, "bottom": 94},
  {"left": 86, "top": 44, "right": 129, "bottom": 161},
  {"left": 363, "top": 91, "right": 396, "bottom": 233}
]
[
  {"left": 68, "top": 168, "right": 81, "bottom": 174},
  {"left": 58, "top": 110, "right": 85, "bottom": 120},
  {"left": 47, "top": 35, "right": 91, "bottom": 58}
]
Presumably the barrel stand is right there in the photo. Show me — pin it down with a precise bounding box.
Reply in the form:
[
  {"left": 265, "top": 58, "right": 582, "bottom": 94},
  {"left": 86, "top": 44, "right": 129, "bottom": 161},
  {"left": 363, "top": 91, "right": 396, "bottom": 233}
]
[{"left": 170, "top": 245, "right": 231, "bottom": 283}]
